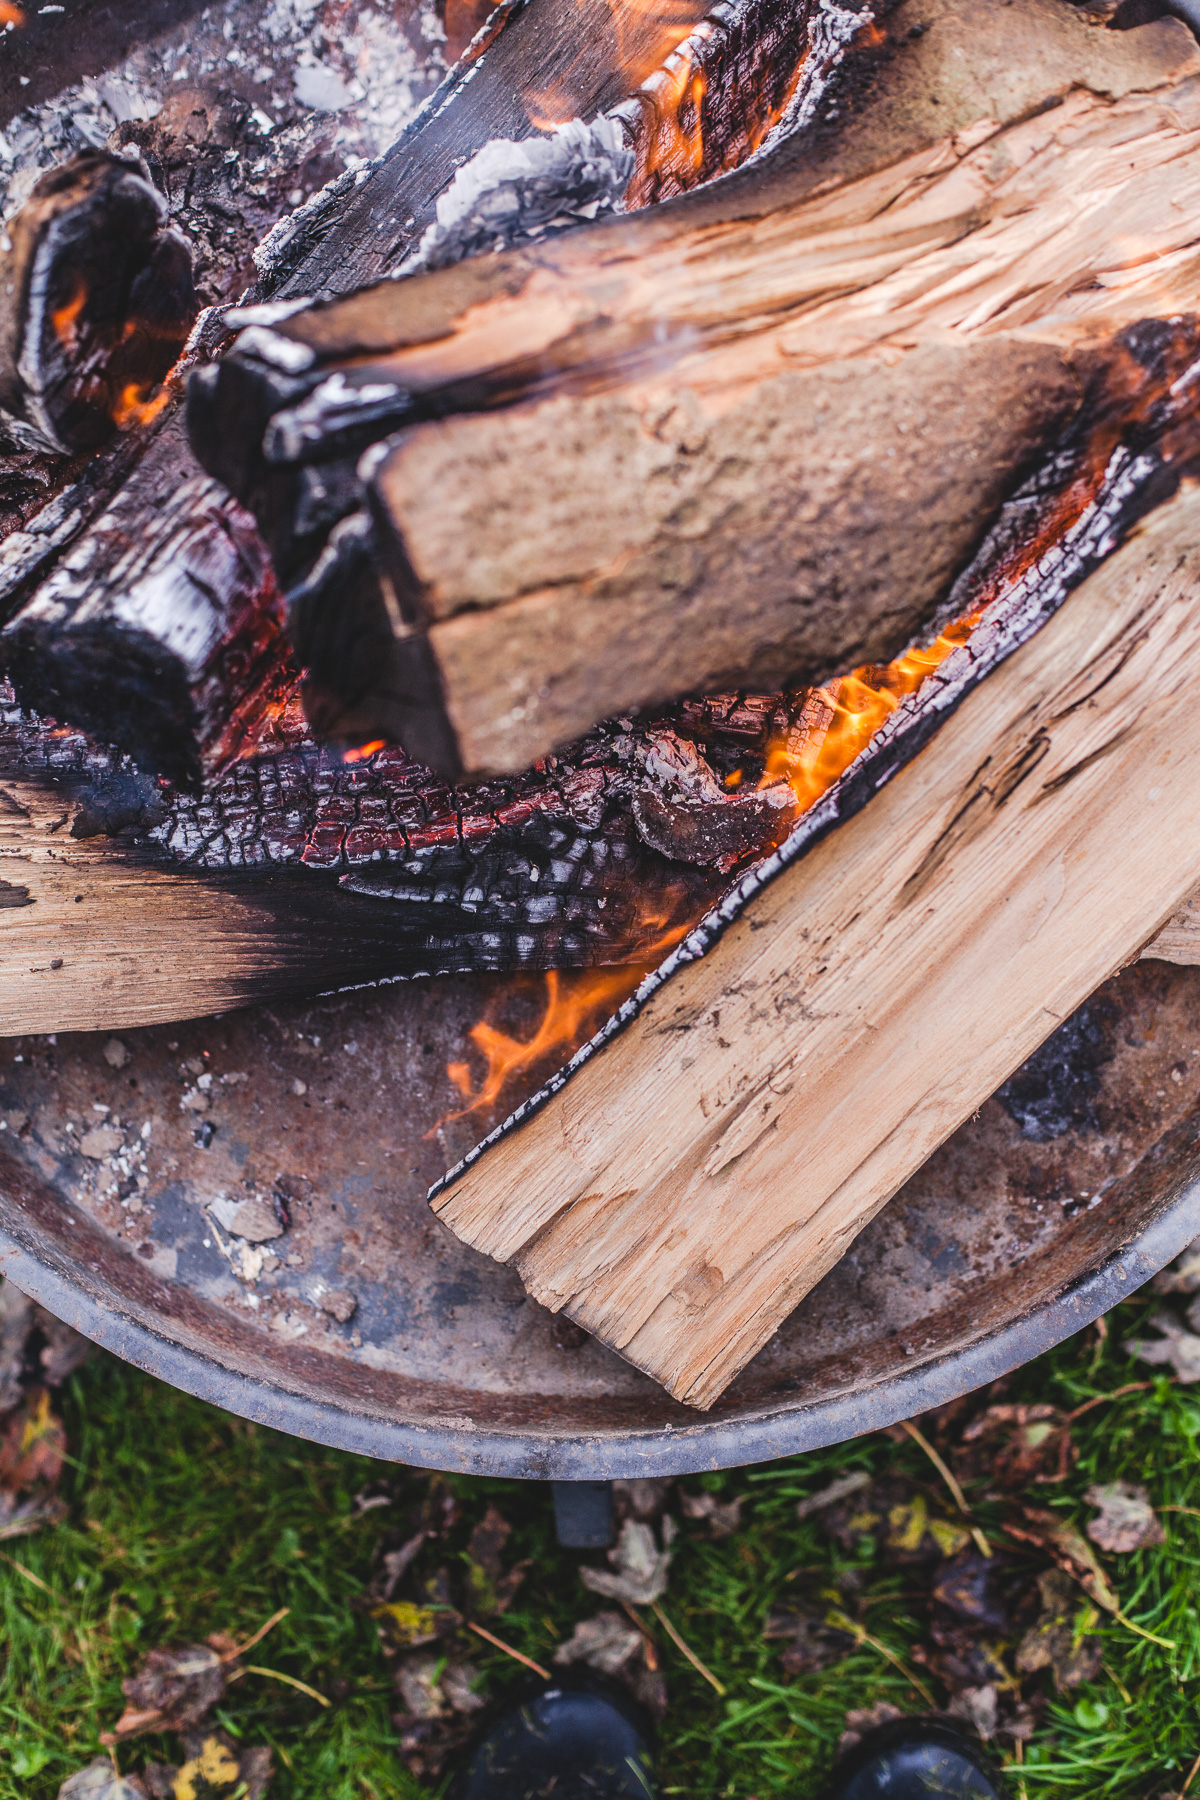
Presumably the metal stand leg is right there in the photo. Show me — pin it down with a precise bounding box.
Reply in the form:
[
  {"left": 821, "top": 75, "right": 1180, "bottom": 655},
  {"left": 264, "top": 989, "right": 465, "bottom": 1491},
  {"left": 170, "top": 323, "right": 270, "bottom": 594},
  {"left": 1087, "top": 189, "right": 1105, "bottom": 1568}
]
[{"left": 552, "top": 1479, "right": 614, "bottom": 1548}]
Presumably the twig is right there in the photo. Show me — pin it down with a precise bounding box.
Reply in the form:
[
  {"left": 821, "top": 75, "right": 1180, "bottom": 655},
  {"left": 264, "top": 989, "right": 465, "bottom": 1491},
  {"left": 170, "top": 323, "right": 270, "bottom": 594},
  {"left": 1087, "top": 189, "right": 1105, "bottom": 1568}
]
[
  {"left": 897, "top": 1419, "right": 992, "bottom": 1558},
  {"left": 467, "top": 1620, "right": 550, "bottom": 1680},
  {"left": 650, "top": 1601, "right": 726, "bottom": 1696},
  {"left": 224, "top": 1606, "right": 290, "bottom": 1661},
  {"left": 620, "top": 1600, "right": 660, "bottom": 1672},
  {"left": 828, "top": 1610, "right": 935, "bottom": 1707},
  {"left": 0, "top": 1552, "right": 53, "bottom": 1595},
  {"left": 1068, "top": 1382, "right": 1156, "bottom": 1422},
  {"left": 1162, "top": 1506, "right": 1200, "bottom": 1520},
  {"left": 1183, "top": 1747, "right": 1200, "bottom": 1797},
  {"left": 1113, "top": 1610, "right": 1176, "bottom": 1651},
  {"left": 243, "top": 1664, "right": 330, "bottom": 1707}
]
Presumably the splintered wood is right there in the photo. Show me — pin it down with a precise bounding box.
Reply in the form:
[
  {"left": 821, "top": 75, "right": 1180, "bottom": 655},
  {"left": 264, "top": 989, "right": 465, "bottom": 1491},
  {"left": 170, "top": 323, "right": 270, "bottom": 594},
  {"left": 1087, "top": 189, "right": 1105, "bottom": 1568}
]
[{"left": 433, "top": 484, "right": 1200, "bottom": 1408}]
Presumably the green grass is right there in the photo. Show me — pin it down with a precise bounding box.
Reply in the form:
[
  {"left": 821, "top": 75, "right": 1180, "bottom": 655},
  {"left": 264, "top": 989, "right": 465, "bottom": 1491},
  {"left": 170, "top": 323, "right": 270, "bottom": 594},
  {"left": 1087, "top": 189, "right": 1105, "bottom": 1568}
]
[{"left": 5, "top": 1290, "right": 1200, "bottom": 1800}]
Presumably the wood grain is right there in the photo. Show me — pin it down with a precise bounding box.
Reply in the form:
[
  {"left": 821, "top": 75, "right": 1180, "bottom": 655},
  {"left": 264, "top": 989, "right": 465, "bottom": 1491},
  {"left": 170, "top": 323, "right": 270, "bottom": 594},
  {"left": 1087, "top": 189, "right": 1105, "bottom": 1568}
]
[{"left": 432, "top": 482, "right": 1200, "bottom": 1407}]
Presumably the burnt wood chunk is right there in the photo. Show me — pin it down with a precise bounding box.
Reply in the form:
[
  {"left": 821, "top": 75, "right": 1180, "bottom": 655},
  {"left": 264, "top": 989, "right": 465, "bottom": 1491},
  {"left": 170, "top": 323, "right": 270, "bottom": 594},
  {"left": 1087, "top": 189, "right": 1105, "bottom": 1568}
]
[
  {"left": 430, "top": 481, "right": 1200, "bottom": 1408},
  {"left": 189, "top": 0, "right": 1200, "bottom": 777},
  {"left": 0, "top": 150, "right": 195, "bottom": 455},
  {"left": 0, "top": 418, "right": 287, "bottom": 790}
]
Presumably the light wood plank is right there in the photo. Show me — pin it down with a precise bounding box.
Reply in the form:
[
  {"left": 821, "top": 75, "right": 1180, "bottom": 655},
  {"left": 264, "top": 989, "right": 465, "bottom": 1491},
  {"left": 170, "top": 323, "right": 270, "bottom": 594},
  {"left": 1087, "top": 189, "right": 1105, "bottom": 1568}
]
[{"left": 433, "top": 483, "right": 1200, "bottom": 1406}]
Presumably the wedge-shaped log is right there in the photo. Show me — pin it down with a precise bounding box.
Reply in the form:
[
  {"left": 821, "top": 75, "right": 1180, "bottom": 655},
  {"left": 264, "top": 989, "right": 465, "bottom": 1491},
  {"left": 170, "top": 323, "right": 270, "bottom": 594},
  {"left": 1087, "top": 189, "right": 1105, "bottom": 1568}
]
[
  {"left": 200, "top": 0, "right": 1200, "bottom": 776},
  {"left": 432, "top": 483, "right": 1200, "bottom": 1408}
]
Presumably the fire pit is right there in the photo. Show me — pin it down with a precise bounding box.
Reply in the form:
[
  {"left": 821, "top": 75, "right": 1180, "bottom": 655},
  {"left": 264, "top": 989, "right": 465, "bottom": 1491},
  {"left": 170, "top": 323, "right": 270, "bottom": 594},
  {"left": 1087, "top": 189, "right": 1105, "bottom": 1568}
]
[{"left": 2, "top": 0, "right": 1200, "bottom": 1467}]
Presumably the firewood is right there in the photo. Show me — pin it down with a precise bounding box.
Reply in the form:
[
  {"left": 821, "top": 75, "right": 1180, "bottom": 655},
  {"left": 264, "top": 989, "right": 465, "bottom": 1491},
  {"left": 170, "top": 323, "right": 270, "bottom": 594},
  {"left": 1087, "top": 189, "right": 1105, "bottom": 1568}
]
[
  {"left": 0, "top": 0, "right": 725, "bottom": 782},
  {"left": 200, "top": 0, "right": 1200, "bottom": 777},
  {"left": 0, "top": 150, "right": 195, "bottom": 455},
  {"left": 1141, "top": 889, "right": 1200, "bottom": 967},
  {"left": 430, "top": 481, "right": 1200, "bottom": 1409}
]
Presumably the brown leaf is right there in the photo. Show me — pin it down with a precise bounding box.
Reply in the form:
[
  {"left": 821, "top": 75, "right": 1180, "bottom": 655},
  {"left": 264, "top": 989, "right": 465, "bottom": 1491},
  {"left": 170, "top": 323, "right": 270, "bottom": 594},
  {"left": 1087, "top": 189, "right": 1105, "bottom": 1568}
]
[
  {"left": 680, "top": 1491, "right": 743, "bottom": 1538},
  {"left": 555, "top": 1611, "right": 644, "bottom": 1677},
  {"left": 464, "top": 1505, "right": 528, "bottom": 1617},
  {"left": 113, "top": 1644, "right": 228, "bottom": 1737},
  {"left": 1015, "top": 1569, "right": 1103, "bottom": 1690},
  {"left": 1085, "top": 1482, "right": 1165, "bottom": 1553},
  {"left": 0, "top": 1387, "right": 66, "bottom": 1491},
  {"left": 947, "top": 1684, "right": 999, "bottom": 1741},
  {"left": 839, "top": 1703, "right": 903, "bottom": 1756},
  {"left": 958, "top": 1404, "right": 1074, "bottom": 1488},
  {"left": 34, "top": 1305, "right": 92, "bottom": 1386},
  {"left": 762, "top": 1607, "right": 854, "bottom": 1675},
  {"left": 1124, "top": 1311, "right": 1200, "bottom": 1383},
  {"left": 932, "top": 1550, "right": 1009, "bottom": 1632},
  {"left": 613, "top": 1479, "right": 674, "bottom": 1523},
  {"left": 1005, "top": 1507, "right": 1119, "bottom": 1615},
  {"left": 58, "top": 1762, "right": 148, "bottom": 1800},
  {"left": 580, "top": 1518, "right": 675, "bottom": 1606},
  {"left": 0, "top": 1487, "right": 67, "bottom": 1540}
]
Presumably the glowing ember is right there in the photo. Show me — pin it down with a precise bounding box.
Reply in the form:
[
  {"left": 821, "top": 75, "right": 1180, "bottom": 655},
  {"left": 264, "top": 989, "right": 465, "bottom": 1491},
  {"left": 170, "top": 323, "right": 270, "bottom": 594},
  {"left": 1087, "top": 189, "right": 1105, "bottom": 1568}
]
[
  {"left": 343, "top": 739, "right": 387, "bottom": 764},
  {"left": 111, "top": 381, "right": 172, "bottom": 431},
  {"left": 50, "top": 280, "right": 86, "bottom": 349}
]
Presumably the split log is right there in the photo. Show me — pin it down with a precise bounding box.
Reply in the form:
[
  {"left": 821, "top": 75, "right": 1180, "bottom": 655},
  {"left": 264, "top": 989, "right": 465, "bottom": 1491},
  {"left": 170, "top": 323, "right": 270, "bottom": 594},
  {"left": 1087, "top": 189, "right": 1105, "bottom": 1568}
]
[
  {"left": 199, "top": 0, "right": 1200, "bottom": 776},
  {"left": 0, "top": 150, "right": 195, "bottom": 455},
  {"left": 430, "top": 481, "right": 1200, "bottom": 1408}
]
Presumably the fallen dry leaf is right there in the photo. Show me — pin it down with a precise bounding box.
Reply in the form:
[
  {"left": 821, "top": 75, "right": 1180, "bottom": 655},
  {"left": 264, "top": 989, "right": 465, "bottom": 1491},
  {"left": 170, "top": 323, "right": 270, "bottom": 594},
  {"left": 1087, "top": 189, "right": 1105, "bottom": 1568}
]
[
  {"left": 1085, "top": 1482, "right": 1165, "bottom": 1553},
  {"left": 58, "top": 1763, "right": 148, "bottom": 1800},
  {"left": 555, "top": 1611, "right": 644, "bottom": 1677},
  {"left": 1015, "top": 1569, "right": 1103, "bottom": 1690},
  {"left": 1124, "top": 1311, "right": 1200, "bottom": 1383},
  {"left": 613, "top": 1479, "right": 674, "bottom": 1523},
  {"left": 464, "top": 1505, "right": 528, "bottom": 1617},
  {"left": 1005, "top": 1508, "right": 1119, "bottom": 1615},
  {"left": 1152, "top": 1236, "right": 1200, "bottom": 1295},
  {"left": 957, "top": 1404, "right": 1074, "bottom": 1488},
  {"left": 680, "top": 1491, "right": 743, "bottom": 1539},
  {"left": 839, "top": 1702, "right": 903, "bottom": 1755},
  {"left": 106, "top": 1645, "right": 229, "bottom": 1741},
  {"left": 143, "top": 1730, "right": 271, "bottom": 1799},
  {"left": 947, "top": 1684, "right": 999, "bottom": 1741},
  {"left": 0, "top": 1488, "right": 67, "bottom": 1540},
  {"left": 581, "top": 1518, "right": 676, "bottom": 1607},
  {"left": 0, "top": 1387, "right": 66, "bottom": 1491},
  {"left": 762, "top": 1607, "right": 854, "bottom": 1676},
  {"left": 932, "top": 1550, "right": 1009, "bottom": 1633}
]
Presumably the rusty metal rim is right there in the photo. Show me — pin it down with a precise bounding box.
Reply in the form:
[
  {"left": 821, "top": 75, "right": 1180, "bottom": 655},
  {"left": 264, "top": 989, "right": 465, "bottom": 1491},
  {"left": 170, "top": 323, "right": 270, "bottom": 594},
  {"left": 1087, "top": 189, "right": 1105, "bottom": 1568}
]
[{"left": 1, "top": 1176, "right": 1194, "bottom": 1478}]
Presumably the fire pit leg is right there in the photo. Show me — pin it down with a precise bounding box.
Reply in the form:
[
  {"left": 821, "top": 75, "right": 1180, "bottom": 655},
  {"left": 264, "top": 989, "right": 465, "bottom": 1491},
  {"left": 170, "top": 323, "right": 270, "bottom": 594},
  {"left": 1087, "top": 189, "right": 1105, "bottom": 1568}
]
[{"left": 551, "top": 1480, "right": 614, "bottom": 1549}]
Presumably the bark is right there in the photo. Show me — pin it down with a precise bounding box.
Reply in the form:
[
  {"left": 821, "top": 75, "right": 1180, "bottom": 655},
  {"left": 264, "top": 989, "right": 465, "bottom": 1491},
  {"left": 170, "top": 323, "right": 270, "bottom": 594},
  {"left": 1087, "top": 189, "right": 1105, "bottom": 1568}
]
[
  {"left": 431, "top": 482, "right": 1200, "bottom": 1408},
  {"left": 199, "top": 0, "right": 1200, "bottom": 775}
]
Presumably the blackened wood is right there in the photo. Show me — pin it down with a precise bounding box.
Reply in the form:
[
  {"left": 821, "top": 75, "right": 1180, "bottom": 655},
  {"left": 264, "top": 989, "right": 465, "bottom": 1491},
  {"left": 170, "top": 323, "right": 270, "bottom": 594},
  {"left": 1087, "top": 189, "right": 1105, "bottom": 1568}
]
[{"left": 0, "top": 150, "right": 195, "bottom": 455}]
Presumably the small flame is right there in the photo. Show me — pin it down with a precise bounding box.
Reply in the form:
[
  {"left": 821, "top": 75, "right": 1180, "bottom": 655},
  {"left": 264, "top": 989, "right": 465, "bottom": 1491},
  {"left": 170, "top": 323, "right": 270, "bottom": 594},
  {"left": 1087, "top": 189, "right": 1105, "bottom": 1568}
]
[
  {"left": 50, "top": 280, "right": 86, "bottom": 349},
  {"left": 343, "top": 739, "right": 386, "bottom": 764},
  {"left": 759, "top": 616, "right": 982, "bottom": 811},
  {"left": 112, "top": 382, "right": 172, "bottom": 430},
  {"left": 0, "top": 4, "right": 25, "bottom": 25},
  {"left": 441, "top": 910, "right": 690, "bottom": 1123}
]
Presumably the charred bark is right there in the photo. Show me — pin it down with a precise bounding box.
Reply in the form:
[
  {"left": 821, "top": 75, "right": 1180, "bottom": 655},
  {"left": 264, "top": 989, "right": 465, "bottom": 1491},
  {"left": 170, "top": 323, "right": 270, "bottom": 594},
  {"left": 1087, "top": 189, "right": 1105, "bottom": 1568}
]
[{"left": 0, "top": 150, "right": 195, "bottom": 455}]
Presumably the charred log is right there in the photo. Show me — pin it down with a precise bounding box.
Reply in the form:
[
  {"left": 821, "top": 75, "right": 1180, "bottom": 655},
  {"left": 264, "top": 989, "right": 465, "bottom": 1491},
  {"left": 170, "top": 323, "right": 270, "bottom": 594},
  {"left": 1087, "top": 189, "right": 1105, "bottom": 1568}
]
[{"left": 0, "top": 150, "right": 195, "bottom": 456}]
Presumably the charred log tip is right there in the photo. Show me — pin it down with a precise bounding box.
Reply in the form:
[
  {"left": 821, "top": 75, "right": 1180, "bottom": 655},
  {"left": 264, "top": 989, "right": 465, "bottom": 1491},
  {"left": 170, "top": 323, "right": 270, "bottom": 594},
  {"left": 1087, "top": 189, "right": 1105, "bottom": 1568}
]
[{"left": 0, "top": 149, "right": 197, "bottom": 457}]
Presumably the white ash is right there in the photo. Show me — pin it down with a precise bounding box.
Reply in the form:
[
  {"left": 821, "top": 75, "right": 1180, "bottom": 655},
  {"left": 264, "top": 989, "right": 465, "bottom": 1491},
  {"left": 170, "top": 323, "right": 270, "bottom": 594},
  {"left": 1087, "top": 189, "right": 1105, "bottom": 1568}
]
[{"left": 409, "top": 114, "right": 635, "bottom": 273}]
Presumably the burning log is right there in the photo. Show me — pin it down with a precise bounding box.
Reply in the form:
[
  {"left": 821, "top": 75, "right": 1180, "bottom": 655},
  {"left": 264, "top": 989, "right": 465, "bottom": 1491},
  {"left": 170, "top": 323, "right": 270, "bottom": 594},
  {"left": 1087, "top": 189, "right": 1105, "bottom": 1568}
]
[
  {"left": 430, "top": 481, "right": 1200, "bottom": 1408},
  {"left": 194, "top": 0, "right": 1200, "bottom": 776},
  {"left": 0, "top": 150, "right": 195, "bottom": 455},
  {"left": 0, "top": 0, "right": 727, "bottom": 783}
]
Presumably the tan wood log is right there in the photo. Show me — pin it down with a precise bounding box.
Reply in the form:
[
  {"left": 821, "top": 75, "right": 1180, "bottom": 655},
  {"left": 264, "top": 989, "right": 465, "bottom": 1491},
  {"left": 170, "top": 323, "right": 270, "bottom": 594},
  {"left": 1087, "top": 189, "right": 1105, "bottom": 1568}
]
[
  {"left": 431, "top": 481, "right": 1200, "bottom": 1408},
  {"left": 1143, "top": 889, "right": 1200, "bottom": 966},
  {"left": 234, "top": 0, "right": 1200, "bottom": 776}
]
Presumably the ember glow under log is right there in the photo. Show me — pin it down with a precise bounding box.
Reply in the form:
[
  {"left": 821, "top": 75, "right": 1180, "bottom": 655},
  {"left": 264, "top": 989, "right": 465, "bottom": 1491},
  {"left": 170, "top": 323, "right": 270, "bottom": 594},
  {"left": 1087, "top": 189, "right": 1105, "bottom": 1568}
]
[
  {"left": 0, "top": 149, "right": 195, "bottom": 456},
  {"left": 193, "top": 0, "right": 1200, "bottom": 777}
]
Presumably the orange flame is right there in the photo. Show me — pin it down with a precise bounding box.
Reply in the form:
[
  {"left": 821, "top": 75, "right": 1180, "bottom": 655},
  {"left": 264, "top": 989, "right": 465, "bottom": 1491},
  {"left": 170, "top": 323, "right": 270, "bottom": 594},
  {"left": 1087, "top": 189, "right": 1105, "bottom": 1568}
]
[
  {"left": 0, "top": 4, "right": 26, "bottom": 26},
  {"left": 50, "top": 280, "right": 86, "bottom": 349},
  {"left": 760, "top": 614, "right": 983, "bottom": 812},
  {"left": 343, "top": 739, "right": 386, "bottom": 764},
  {"left": 111, "top": 382, "right": 172, "bottom": 431},
  {"left": 442, "top": 910, "right": 690, "bottom": 1123}
]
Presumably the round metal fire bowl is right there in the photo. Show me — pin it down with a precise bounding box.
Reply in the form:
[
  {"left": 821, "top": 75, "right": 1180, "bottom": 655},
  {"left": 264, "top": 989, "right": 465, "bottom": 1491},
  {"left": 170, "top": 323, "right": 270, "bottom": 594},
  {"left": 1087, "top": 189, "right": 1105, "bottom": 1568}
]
[{"left": 0, "top": 959, "right": 1197, "bottom": 1478}]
